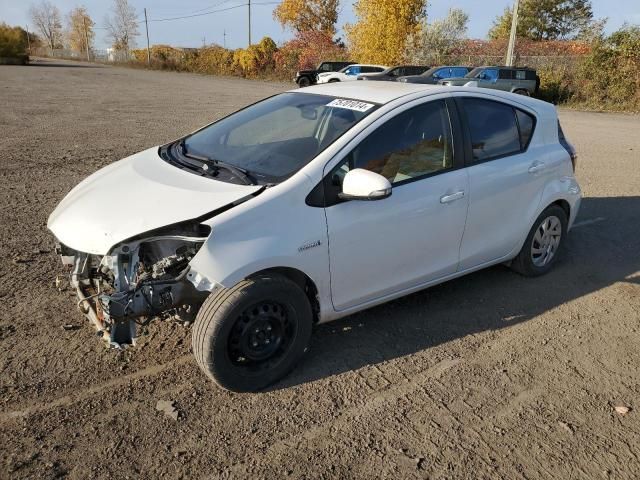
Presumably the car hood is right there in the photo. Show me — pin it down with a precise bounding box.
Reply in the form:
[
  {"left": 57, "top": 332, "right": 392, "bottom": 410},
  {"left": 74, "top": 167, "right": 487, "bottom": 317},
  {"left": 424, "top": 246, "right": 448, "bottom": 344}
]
[
  {"left": 440, "top": 77, "right": 471, "bottom": 85},
  {"left": 398, "top": 75, "right": 434, "bottom": 84},
  {"left": 48, "top": 147, "right": 262, "bottom": 255}
]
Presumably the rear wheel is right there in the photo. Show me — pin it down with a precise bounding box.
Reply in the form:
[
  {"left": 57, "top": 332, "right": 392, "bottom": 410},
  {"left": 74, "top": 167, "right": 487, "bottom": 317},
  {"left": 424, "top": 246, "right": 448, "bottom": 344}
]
[
  {"left": 297, "top": 76, "right": 311, "bottom": 88},
  {"left": 328, "top": 78, "right": 340, "bottom": 83},
  {"left": 192, "top": 274, "right": 312, "bottom": 392},
  {"left": 511, "top": 205, "right": 567, "bottom": 277}
]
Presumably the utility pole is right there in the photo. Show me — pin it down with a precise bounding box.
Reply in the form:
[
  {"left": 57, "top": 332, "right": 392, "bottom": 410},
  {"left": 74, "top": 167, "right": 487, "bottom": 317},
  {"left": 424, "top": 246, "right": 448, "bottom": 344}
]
[
  {"left": 248, "top": 0, "right": 251, "bottom": 46},
  {"left": 82, "top": 16, "right": 90, "bottom": 62},
  {"left": 144, "top": 7, "right": 151, "bottom": 65},
  {"left": 223, "top": 29, "right": 227, "bottom": 49},
  {"left": 506, "top": 0, "right": 520, "bottom": 66},
  {"left": 25, "top": 26, "right": 31, "bottom": 55}
]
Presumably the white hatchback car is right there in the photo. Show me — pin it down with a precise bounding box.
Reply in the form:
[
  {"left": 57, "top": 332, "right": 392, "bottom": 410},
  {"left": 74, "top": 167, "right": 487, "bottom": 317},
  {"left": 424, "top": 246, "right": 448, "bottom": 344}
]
[
  {"left": 317, "top": 64, "right": 388, "bottom": 83},
  {"left": 49, "top": 83, "right": 581, "bottom": 391}
]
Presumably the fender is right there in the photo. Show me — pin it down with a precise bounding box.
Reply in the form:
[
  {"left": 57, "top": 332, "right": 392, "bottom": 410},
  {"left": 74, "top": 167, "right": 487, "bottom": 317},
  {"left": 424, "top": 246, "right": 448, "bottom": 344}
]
[{"left": 186, "top": 173, "right": 333, "bottom": 319}]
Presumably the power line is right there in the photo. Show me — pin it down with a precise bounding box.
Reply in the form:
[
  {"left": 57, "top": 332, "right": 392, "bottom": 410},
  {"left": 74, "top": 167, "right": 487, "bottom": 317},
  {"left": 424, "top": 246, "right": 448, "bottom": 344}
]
[
  {"left": 91, "top": 2, "right": 282, "bottom": 30},
  {"left": 149, "top": 2, "right": 247, "bottom": 22}
]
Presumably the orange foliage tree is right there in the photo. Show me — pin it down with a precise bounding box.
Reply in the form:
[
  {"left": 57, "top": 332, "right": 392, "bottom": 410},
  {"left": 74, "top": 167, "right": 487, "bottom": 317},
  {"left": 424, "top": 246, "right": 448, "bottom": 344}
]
[{"left": 273, "top": 0, "right": 339, "bottom": 36}]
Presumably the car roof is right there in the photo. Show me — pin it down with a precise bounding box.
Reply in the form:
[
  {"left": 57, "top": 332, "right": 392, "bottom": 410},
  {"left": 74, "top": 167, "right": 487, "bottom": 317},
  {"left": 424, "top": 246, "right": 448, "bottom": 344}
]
[
  {"left": 288, "top": 81, "right": 551, "bottom": 113},
  {"left": 430, "top": 65, "right": 470, "bottom": 70},
  {"left": 349, "top": 64, "right": 388, "bottom": 69},
  {"left": 475, "top": 65, "right": 536, "bottom": 70}
]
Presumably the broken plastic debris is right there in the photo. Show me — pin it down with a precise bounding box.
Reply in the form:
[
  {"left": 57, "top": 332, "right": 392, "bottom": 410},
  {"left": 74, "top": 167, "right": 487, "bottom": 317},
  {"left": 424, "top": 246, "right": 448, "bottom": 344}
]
[
  {"left": 156, "top": 400, "right": 179, "bottom": 420},
  {"left": 614, "top": 405, "right": 631, "bottom": 415}
]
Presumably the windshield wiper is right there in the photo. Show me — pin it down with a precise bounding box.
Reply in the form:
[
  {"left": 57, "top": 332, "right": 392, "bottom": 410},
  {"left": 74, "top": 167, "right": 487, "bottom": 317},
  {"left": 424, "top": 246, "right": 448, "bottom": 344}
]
[{"left": 179, "top": 139, "right": 257, "bottom": 186}]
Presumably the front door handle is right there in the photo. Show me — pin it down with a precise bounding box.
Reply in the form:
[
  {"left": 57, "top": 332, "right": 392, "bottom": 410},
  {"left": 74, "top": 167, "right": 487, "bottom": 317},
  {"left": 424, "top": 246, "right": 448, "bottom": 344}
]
[
  {"left": 528, "top": 161, "right": 546, "bottom": 174},
  {"left": 440, "top": 191, "right": 465, "bottom": 204}
]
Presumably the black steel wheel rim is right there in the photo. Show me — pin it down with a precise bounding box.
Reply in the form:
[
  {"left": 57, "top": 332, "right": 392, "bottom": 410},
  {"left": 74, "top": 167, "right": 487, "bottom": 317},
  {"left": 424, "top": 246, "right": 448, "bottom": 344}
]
[{"left": 228, "top": 301, "right": 294, "bottom": 369}]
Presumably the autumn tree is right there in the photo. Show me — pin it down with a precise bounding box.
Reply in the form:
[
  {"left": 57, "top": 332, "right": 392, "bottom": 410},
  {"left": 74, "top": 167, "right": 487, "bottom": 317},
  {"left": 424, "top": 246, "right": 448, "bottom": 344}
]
[
  {"left": 273, "top": 0, "right": 339, "bottom": 36},
  {"left": 488, "top": 0, "right": 597, "bottom": 40},
  {"left": 346, "top": 0, "right": 426, "bottom": 65},
  {"left": 233, "top": 37, "right": 278, "bottom": 76},
  {"left": 29, "top": 1, "right": 63, "bottom": 51},
  {"left": 0, "top": 23, "right": 29, "bottom": 58},
  {"left": 105, "top": 0, "right": 139, "bottom": 52},
  {"left": 66, "top": 6, "right": 94, "bottom": 54},
  {"left": 406, "top": 8, "right": 469, "bottom": 63}
]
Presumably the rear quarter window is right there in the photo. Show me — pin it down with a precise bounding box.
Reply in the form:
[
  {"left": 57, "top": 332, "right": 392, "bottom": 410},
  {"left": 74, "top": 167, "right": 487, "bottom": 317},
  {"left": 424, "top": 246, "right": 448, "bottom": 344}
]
[
  {"left": 515, "top": 109, "right": 535, "bottom": 149},
  {"left": 462, "top": 98, "right": 534, "bottom": 162}
]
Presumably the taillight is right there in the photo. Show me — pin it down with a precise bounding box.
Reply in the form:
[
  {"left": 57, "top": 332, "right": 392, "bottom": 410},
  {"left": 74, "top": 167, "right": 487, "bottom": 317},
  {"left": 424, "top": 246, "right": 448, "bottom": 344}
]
[{"left": 558, "top": 121, "right": 577, "bottom": 171}]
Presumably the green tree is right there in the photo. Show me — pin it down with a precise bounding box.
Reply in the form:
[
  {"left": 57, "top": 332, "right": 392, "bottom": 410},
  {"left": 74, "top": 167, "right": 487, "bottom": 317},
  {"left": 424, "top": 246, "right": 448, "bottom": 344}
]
[
  {"left": 273, "top": 0, "right": 339, "bottom": 36},
  {"left": 346, "top": 0, "right": 426, "bottom": 65},
  {"left": 488, "top": 0, "right": 597, "bottom": 40},
  {"left": 578, "top": 23, "right": 640, "bottom": 109}
]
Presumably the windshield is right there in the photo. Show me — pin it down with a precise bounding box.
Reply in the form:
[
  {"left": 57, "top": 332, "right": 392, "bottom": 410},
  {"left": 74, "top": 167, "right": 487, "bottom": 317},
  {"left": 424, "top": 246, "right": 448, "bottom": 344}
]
[
  {"left": 182, "top": 93, "right": 377, "bottom": 183},
  {"left": 422, "top": 67, "right": 439, "bottom": 77},
  {"left": 465, "top": 67, "right": 483, "bottom": 78}
]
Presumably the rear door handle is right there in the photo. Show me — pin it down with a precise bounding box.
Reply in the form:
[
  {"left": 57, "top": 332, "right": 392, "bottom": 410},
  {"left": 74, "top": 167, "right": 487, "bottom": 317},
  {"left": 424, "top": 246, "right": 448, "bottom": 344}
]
[
  {"left": 528, "top": 161, "right": 546, "bottom": 174},
  {"left": 440, "top": 191, "right": 465, "bottom": 204}
]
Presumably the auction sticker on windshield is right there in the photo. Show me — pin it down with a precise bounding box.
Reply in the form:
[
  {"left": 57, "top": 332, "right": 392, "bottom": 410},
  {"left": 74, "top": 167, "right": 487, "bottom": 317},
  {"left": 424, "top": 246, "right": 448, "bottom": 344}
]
[{"left": 326, "top": 99, "right": 375, "bottom": 112}]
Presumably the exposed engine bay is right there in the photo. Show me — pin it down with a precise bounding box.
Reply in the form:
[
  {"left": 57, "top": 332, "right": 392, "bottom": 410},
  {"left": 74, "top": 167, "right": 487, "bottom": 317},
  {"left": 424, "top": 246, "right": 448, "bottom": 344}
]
[{"left": 56, "top": 225, "right": 211, "bottom": 347}]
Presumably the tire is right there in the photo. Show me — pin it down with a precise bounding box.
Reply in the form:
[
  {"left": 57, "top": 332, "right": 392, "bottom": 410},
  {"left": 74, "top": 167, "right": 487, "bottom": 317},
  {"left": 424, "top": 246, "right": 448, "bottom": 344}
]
[
  {"left": 192, "top": 274, "right": 313, "bottom": 392},
  {"left": 511, "top": 205, "right": 568, "bottom": 277},
  {"left": 328, "top": 78, "right": 340, "bottom": 83},
  {"left": 514, "top": 89, "right": 530, "bottom": 96},
  {"left": 297, "top": 76, "right": 311, "bottom": 88}
]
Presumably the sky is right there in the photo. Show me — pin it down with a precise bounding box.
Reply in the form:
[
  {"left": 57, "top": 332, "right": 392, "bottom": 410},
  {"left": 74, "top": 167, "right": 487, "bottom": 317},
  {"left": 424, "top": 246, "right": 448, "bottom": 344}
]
[{"left": 1, "top": 0, "right": 639, "bottom": 51}]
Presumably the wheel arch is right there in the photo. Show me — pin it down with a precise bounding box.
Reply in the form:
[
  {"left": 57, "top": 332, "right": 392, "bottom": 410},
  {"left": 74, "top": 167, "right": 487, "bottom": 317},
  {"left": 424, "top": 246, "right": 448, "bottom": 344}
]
[
  {"left": 509, "top": 194, "right": 576, "bottom": 262},
  {"left": 248, "top": 267, "right": 321, "bottom": 323},
  {"left": 551, "top": 198, "right": 571, "bottom": 220}
]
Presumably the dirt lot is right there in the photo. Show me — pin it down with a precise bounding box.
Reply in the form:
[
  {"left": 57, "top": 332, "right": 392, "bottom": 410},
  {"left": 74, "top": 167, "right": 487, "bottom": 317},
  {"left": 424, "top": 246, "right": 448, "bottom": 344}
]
[{"left": 1, "top": 58, "right": 639, "bottom": 479}]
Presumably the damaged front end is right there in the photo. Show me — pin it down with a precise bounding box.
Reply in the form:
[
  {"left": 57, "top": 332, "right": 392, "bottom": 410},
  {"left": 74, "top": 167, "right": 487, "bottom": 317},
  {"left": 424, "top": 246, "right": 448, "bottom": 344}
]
[{"left": 57, "top": 224, "right": 211, "bottom": 347}]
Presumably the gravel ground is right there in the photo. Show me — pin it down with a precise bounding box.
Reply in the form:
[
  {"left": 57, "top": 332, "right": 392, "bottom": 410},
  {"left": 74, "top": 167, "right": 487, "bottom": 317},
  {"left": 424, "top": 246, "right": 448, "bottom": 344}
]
[{"left": 1, "top": 58, "right": 639, "bottom": 480}]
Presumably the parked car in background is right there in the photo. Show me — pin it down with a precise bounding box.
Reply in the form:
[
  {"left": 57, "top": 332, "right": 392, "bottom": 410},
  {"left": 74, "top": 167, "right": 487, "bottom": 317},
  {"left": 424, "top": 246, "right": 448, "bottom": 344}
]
[
  {"left": 357, "top": 65, "right": 430, "bottom": 81},
  {"left": 398, "top": 66, "right": 471, "bottom": 85},
  {"left": 49, "top": 82, "right": 581, "bottom": 391},
  {"left": 317, "top": 64, "right": 388, "bottom": 83},
  {"left": 440, "top": 66, "right": 540, "bottom": 96},
  {"left": 295, "top": 61, "right": 356, "bottom": 87}
]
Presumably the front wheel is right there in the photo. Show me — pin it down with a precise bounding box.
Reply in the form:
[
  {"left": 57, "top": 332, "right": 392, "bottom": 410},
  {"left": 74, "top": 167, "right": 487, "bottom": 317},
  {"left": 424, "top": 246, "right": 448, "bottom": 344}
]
[
  {"left": 192, "top": 274, "right": 313, "bottom": 392},
  {"left": 328, "top": 78, "right": 340, "bottom": 83},
  {"left": 297, "top": 76, "right": 311, "bottom": 88},
  {"left": 511, "top": 205, "right": 567, "bottom": 277},
  {"left": 513, "top": 88, "right": 530, "bottom": 96}
]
